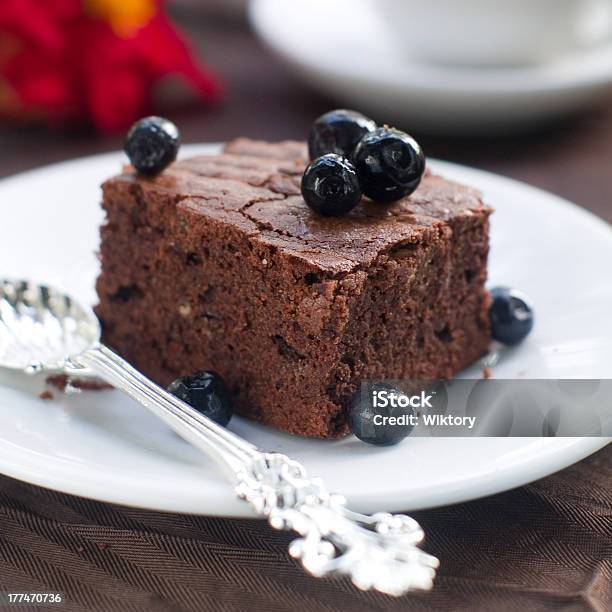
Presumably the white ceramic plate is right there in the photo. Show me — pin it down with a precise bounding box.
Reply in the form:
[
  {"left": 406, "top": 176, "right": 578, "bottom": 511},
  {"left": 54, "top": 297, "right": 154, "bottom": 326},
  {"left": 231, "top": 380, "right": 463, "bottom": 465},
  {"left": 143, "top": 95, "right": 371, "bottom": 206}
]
[
  {"left": 250, "top": 0, "right": 612, "bottom": 133},
  {"left": 0, "top": 144, "right": 609, "bottom": 516}
]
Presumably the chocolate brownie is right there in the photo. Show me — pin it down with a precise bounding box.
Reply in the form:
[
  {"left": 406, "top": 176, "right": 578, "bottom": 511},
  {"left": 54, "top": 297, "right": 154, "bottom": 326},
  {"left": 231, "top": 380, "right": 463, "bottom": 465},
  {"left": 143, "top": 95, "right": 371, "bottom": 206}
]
[{"left": 95, "top": 139, "right": 491, "bottom": 438}]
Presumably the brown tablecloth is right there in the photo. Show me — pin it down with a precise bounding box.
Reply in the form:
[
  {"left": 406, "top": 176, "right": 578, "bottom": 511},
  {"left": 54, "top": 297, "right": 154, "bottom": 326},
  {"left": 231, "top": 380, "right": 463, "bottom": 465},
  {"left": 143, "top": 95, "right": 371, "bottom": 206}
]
[
  {"left": 0, "top": 446, "right": 609, "bottom": 612},
  {"left": 0, "top": 7, "right": 611, "bottom": 612}
]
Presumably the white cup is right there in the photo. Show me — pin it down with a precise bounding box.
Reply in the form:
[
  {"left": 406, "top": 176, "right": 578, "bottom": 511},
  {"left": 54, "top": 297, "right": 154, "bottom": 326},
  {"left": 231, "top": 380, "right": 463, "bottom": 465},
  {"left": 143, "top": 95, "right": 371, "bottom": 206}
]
[{"left": 377, "top": 0, "right": 612, "bottom": 66}]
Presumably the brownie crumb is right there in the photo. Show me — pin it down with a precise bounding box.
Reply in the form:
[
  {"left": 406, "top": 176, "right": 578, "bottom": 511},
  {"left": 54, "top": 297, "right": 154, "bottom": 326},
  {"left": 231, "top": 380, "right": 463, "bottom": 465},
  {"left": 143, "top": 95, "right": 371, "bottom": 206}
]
[
  {"left": 39, "top": 390, "right": 54, "bottom": 401},
  {"left": 46, "top": 375, "right": 112, "bottom": 393},
  {"left": 46, "top": 375, "right": 69, "bottom": 392},
  {"left": 483, "top": 367, "right": 492, "bottom": 379}
]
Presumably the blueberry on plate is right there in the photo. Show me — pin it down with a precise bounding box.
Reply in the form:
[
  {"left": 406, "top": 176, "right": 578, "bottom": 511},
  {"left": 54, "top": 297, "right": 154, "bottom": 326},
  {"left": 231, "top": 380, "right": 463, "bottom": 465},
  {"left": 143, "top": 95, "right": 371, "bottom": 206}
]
[
  {"left": 348, "top": 382, "right": 415, "bottom": 446},
  {"left": 308, "top": 109, "right": 377, "bottom": 160},
  {"left": 352, "top": 127, "right": 425, "bottom": 203},
  {"left": 489, "top": 287, "right": 534, "bottom": 345},
  {"left": 167, "top": 371, "right": 233, "bottom": 426},
  {"left": 125, "top": 116, "right": 180, "bottom": 176},
  {"left": 301, "top": 153, "right": 362, "bottom": 216}
]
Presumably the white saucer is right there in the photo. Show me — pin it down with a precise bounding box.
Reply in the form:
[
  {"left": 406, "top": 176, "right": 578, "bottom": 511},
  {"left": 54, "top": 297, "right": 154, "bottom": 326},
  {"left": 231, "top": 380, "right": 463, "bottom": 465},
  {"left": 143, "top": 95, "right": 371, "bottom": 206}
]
[
  {"left": 0, "top": 145, "right": 609, "bottom": 516},
  {"left": 250, "top": 0, "right": 612, "bottom": 133}
]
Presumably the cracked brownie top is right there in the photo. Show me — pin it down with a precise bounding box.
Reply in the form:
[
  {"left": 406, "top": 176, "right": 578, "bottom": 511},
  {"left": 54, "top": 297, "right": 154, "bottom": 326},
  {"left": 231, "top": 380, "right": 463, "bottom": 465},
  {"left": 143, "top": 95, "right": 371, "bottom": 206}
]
[{"left": 104, "top": 139, "right": 491, "bottom": 274}]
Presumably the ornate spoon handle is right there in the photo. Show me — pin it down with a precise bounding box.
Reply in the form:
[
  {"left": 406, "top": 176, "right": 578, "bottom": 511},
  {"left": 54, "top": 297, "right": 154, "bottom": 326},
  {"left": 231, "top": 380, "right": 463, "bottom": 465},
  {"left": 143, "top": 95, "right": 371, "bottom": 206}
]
[
  {"left": 235, "top": 454, "right": 439, "bottom": 595},
  {"left": 71, "top": 344, "right": 438, "bottom": 596}
]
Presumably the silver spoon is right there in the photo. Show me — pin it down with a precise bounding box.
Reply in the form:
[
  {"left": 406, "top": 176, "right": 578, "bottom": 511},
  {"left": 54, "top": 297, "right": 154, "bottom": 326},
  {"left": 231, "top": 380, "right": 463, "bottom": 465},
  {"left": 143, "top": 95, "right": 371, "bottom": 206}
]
[{"left": 0, "top": 278, "right": 438, "bottom": 596}]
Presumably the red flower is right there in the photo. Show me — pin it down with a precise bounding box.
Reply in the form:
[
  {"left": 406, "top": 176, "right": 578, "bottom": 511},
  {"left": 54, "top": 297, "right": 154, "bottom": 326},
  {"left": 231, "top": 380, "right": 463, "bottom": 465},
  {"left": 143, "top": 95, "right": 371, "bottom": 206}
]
[{"left": 0, "top": 0, "right": 222, "bottom": 131}]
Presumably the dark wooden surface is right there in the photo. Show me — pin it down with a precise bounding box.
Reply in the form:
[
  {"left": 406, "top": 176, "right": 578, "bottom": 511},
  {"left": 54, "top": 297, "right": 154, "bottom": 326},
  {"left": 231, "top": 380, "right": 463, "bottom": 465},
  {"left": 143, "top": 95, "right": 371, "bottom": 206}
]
[{"left": 0, "top": 12, "right": 611, "bottom": 224}]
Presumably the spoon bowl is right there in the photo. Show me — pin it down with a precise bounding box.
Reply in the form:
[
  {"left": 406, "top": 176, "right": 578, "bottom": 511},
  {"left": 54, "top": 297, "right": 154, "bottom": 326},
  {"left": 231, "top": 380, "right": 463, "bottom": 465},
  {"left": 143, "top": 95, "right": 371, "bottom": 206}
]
[{"left": 0, "top": 279, "right": 100, "bottom": 372}]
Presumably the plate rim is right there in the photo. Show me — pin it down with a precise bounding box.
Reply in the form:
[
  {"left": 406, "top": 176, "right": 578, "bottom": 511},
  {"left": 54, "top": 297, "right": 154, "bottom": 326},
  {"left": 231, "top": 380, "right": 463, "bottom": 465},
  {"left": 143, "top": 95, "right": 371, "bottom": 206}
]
[{"left": 0, "top": 435, "right": 607, "bottom": 516}]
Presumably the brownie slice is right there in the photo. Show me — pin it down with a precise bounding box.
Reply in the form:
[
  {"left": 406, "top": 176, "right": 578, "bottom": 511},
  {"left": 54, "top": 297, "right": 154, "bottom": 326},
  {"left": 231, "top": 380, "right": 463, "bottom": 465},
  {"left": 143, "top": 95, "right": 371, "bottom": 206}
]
[{"left": 95, "top": 139, "right": 491, "bottom": 438}]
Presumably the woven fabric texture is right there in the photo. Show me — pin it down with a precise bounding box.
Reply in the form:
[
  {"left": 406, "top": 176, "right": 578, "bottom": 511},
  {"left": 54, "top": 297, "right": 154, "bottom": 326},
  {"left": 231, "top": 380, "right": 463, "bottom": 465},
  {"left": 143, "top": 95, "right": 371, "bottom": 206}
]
[{"left": 0, "top": 445, "right": 609, "bottom": 612}]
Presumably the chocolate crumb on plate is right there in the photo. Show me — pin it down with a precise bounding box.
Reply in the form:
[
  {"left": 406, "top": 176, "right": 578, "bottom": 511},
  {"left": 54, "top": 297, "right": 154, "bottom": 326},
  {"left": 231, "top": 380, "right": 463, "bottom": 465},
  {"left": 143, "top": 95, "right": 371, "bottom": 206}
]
[{"left": 46, "top": 375, "right": 112, "bottom": 393}]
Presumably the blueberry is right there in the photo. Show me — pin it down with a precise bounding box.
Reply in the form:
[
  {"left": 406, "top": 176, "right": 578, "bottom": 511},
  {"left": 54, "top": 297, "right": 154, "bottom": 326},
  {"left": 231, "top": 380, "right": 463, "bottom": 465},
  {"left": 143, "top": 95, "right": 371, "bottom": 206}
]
[
  {"left": 125, "top": 116, "right": 180, "bottom": 176},
  {"left": 489, "top": 287, "right": 534, "bottom": 345},
  {"left": 352, "top": 127, "right": 425, "bottom": 203},
  {"left": 167, "top": 371, "right": 233, "bottom": 426},
  {"left": 301, "top": 154, "right": 362, "bottom": 216},
  {"left": 348, "top": 382, "right": 415, "bottom": 446},
  {"left": 308, "top": 109, "right": 376, "bottom": 160}
]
